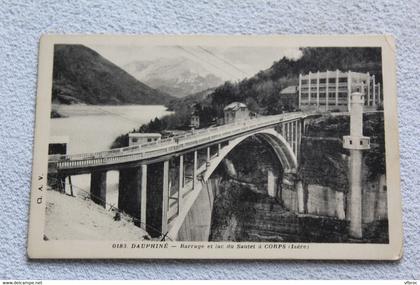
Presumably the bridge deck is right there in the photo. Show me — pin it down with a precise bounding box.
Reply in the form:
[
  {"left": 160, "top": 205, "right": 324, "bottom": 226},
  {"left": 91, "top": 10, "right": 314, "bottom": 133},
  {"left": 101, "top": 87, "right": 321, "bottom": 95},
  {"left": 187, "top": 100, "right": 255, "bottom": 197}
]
[{"left": 49, "top": 112, "right": 307, "bottom": 172}]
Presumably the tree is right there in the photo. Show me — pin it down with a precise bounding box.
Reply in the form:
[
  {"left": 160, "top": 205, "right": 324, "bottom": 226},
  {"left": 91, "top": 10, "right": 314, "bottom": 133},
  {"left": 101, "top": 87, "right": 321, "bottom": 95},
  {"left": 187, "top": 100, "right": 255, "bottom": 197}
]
[{"left": 364, "top": 114, "right": 386, "bottom": 180}]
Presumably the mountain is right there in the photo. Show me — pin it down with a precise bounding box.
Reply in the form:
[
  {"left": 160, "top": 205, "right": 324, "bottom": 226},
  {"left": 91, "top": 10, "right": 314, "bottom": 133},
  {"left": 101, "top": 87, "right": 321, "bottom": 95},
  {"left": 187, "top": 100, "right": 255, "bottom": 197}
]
[
  {"left": 52, "top": 45, "right": 175, "bottom": 105},
  {"left": 167, "top": 87, "right": 215, "bottom": 110},
  {"left": 123, "top": 57, "right": 224, "bottom": 98}
]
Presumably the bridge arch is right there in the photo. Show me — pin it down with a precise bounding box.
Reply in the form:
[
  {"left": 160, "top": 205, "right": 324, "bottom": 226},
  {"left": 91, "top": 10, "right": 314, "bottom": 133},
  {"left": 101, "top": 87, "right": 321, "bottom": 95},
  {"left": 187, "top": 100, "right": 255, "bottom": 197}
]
[
  {"left": 169, "top": 127, "right": 299, "bottom": 241},
  {"left": 202, "top": 128, "right": 298, "bottom": 182}
]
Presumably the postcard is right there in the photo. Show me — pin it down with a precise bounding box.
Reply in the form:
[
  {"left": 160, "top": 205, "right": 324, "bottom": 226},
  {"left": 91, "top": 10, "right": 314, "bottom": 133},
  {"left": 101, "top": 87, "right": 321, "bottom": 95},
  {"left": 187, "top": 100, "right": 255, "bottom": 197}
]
[{"left": 27, "top": 35, "right": 402, "bottom": 259}]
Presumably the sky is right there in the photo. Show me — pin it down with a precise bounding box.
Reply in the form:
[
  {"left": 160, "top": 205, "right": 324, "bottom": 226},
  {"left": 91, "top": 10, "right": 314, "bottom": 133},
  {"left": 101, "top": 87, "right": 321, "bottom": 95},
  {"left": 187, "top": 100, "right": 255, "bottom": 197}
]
[{"left": 88, "top": 44, "right": 303, "bottom": 81}]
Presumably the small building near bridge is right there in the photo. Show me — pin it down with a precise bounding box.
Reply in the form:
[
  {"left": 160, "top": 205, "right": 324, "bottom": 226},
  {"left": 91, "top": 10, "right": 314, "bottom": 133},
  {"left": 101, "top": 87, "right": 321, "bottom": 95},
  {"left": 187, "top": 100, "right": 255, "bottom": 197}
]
[
  {"left": 190, "top": 110, "right": 200, "bottom": 129},
  {"left": 48, "top": 136, "right": 69, "bottom": 191},
  {"left": 223, "top": 102, "right": 250, "bottom": 124},
  {"left": 129, "top": 133, "right": 161, "bottom": 146},
  {"left": 279, "top": 85, "right": 299, "bottom": 110},
  {"left": 48, "top": 136, "right": 69, "bottom": 155}
]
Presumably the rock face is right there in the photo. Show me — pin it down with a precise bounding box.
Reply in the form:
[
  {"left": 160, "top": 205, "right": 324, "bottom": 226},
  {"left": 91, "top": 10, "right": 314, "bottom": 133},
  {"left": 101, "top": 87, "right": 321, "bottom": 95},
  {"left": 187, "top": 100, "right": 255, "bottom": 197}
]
[
  {"left": 52, "top": 45, "right": 175, "bottom": 105},
  {"left": 298, "top": 137, "right": 349, "bottom": 218},
  {"left": 300, "top": 137, "right": 349, "bottom": 192},
  {"left": 209, "top": 181, "right": 300, "bottom": 242}
]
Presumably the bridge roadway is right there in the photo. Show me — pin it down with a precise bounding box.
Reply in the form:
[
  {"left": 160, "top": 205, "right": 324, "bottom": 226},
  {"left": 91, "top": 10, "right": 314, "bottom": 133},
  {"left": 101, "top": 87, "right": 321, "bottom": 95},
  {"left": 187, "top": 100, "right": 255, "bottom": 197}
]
[{"left": 49, "top": 111, "right": 308, "bottom": 175}]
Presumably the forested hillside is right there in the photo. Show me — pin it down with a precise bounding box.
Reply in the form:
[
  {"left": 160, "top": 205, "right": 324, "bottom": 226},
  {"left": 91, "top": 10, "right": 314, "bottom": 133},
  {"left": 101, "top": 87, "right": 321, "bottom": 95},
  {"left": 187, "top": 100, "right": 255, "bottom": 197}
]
[
  {"left": 52, "top": 45, "right": 175, "bottom": 105},
  {"left": 207, "top": 47, "right": 382, "bottom": 116}
]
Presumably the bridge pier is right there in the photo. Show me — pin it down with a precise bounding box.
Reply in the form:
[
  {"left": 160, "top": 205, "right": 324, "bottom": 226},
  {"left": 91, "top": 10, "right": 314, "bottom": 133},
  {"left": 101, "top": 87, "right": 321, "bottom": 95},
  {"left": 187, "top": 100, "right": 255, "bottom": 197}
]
[
  {"left": 297, "top": 120, "right": 302, "bottom": 162},
  {"left": 193, "top": 150, "right": 198, "bottom": 190},
  {"left": 162, "top": 161, "right": 169, "bottom": 234},
  {"left": 282, "top": 123, "right": 286, "bottom": 138},
  {"left": 267, "top": 169, "right": 278, "bottom": 198},
  {"left": 118, "top": 162, "right": 170, "bottom": 237},
  {"left": 118, "top": 166, "right": 146, "bottom": 226},
  {"left": 146, "top": 161, "right": 170, "bottom": 237},
  {"left": 206, "top": 147, "right": 211, "bottom": 166},
  {"left": 47, "top": 172, "right": 66, "bottom": 193},
  {"left": 292, "top": 121, "right": 296, "bottom": 154},
  {"left": 90, "top": 170, "right": 107, "bottom": 207},
  {"left": 296, "top": 121, "right": 299, "bottom": 151},
  {"left": 57, "top": 174, "right": 66, "bottom": 193},
  {"left": 296, "top": 180, "right": 305, "bottom": 213},
  {"left": 280, "top": 170, "right": 298, "bottom": 212},
  {"left": 178, "top": 155, "right": 184, "bottom": 209}
]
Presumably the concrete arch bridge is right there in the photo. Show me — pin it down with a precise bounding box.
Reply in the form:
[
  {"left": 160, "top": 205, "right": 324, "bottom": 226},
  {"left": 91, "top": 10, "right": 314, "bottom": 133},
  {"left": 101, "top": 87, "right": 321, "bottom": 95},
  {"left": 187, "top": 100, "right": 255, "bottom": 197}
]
[{"left": 48, "top": 112, "right": 310, "bottom": 240}]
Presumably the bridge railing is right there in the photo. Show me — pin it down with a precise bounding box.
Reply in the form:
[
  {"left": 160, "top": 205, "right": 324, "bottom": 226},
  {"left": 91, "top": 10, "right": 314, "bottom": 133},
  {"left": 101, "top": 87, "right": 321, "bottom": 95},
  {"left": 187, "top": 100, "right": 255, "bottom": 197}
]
[{"left": 51, "top": 112, "right": 306, "bottom": 169}]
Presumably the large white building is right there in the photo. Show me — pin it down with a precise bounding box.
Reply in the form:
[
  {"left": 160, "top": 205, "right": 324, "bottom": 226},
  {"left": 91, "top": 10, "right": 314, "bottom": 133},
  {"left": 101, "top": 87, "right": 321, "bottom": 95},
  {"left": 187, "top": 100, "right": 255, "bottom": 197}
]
[{"left": 298, "top": 70, "right": 382, "bottom": 112}]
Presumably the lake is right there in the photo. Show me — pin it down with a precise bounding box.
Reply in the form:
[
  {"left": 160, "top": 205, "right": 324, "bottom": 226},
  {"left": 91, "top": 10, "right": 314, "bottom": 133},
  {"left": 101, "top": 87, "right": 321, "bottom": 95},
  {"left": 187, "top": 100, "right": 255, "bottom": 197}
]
[
  {"left": 50, "top": 104, "right": 172, "bottom": 205},
  {"left": 50, "top": 104, "right": 172, "bottom": 154}
]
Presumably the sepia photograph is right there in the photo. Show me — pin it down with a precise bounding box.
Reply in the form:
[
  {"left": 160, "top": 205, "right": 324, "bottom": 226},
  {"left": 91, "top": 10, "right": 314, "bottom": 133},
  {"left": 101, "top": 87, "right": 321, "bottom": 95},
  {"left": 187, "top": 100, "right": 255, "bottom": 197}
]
[{"left": 27, "top": 35, "right": 402, "bottom": 259}]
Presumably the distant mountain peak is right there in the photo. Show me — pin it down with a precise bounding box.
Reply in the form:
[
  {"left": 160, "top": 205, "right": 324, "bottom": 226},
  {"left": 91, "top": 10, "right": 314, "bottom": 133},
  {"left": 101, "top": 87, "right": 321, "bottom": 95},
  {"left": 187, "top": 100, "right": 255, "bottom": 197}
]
[{"left": 123, "top": 57, "right": 224, "bottom": 98}]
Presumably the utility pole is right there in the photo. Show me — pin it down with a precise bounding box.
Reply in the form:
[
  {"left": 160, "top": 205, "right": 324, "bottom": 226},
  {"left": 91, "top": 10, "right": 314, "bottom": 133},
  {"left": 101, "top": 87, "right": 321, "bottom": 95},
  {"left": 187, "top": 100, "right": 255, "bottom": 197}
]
[{"left": 343, "top": 92, "right": 371, "bottom": 239}]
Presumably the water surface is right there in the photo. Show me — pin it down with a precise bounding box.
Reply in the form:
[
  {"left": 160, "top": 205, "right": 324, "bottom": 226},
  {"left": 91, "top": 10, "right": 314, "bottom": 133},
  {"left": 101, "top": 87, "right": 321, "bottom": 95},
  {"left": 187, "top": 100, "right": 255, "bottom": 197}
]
[
  {"left": 51, "top": 104, "right": 172, "bottom": 154},
  {"left": 50, "top": 104, "right": 172, "bottom": 204}
]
